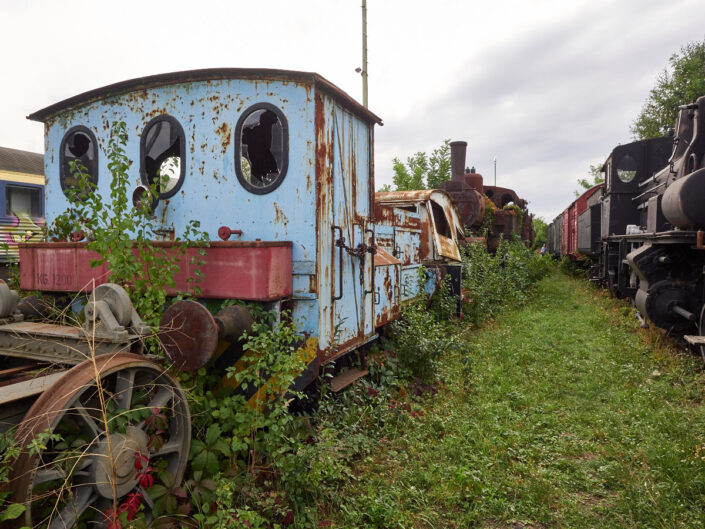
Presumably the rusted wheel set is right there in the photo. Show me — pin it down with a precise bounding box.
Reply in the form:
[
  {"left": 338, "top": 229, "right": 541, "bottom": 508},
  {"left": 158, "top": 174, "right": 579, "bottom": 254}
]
[{"left": 0, "top": 284, "right": 190, "bottom": 528}]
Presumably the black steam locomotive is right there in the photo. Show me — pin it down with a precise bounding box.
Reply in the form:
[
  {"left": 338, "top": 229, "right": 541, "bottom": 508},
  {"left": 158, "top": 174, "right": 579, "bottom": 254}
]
[{"left": 549, "top": 95, "right": 705, "bottom": 355}]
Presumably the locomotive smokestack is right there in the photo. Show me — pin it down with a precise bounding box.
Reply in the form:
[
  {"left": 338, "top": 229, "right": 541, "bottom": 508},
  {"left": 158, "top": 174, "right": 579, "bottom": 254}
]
[{"left": 450, "top": 141, "right": 467, "bottom": 181}]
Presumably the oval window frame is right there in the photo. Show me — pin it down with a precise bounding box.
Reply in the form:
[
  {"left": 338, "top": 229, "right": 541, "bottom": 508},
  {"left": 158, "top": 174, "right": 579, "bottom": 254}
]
[
  {"left": 616, "top": 154, "right": 637, "bottom": 184},
  {"left": 139, "top": 114, "right": 187, "bottom": 199},
  {"left": 234, "top": 103, "right": 289, "bottom": 195},
  {"left": 59, "top": 125, "right": 99, "bottom": 200}
]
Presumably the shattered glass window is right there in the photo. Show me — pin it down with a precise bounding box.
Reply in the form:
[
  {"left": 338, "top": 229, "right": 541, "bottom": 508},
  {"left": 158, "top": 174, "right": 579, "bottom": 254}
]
[
  {"left": 60, "top": 126, "right": 98, "bottom": 200},
  {"left": 236, "top": 103, "right": 288, "bottom": 194},
  {"left": 140, "top": 116, "right": 185, "bottom": 198},
  {"left": 617, "top": 154, "right": 637, "bottom": 183}
]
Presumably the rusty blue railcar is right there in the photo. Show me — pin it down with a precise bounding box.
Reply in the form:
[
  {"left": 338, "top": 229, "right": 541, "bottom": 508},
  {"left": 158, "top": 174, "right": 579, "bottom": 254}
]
[
  {"left": 22, "top": 69, "right": 385, "bottom": 370},
  {"left": 0, "top": 68, "right": 465, "bottom": 527},
  {"left": 17, "top": 67, "right": 463, "bottom": 387}
]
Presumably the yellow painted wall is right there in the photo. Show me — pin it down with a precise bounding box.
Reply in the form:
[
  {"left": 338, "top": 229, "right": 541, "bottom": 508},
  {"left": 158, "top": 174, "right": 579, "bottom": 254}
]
[{"left": 0, "top": 169, "right": 45, "bottom": 186}]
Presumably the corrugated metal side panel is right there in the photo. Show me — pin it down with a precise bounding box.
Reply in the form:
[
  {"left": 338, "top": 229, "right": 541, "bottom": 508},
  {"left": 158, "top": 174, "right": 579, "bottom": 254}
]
[{"left": 0, "top": 215, "right": 45, "bottom": 264}]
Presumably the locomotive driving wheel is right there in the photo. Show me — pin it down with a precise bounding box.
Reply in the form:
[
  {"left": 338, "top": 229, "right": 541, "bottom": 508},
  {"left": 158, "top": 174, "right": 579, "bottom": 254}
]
[{"left": 9, "top": 353, "right": 190, "bottom": 529}]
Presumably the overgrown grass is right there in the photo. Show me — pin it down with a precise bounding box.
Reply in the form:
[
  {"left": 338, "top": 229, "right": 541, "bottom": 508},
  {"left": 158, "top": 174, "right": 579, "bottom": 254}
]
[
  {"left": 185, "top": 239, "right": 552, "bottom": 527},
  {"left": 297, "top": 270, "right": 705, "bottom": 528}
]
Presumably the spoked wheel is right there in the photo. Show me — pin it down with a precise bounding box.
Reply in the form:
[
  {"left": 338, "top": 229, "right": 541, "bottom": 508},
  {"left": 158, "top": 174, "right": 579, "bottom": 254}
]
[{"left": 10, "top": 353, "right": 190, "bottom": 529}]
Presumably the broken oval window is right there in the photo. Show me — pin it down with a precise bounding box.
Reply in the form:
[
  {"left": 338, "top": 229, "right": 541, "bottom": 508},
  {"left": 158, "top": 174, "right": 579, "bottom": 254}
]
[
  {"left": 235, "top": 103, "right": 288, "bottom": 194},
  {"left": 140, "top": 115, "right": 186, "bottom": 199},
  {"left": 616, "top": 154, "right": 637, "bottom": 183},
  {"left": 60, "top": 126, "right": 98, "bottom": 200}
]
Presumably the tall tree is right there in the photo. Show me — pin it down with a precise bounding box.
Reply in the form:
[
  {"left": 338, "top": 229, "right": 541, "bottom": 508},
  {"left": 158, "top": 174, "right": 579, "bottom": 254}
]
[
  {"left": 391, "top": 152, "right": 427, "bottom": 191},
  {"left": 532, "top": 216, "right": 548, "bottom": 248},
  {"left": 632, "top": 39, "right": 705, "bottom": 139},
  {"left": 388, "top": 139, "right": 452, "bottom": 191},
  {"left": 425, "top": 139, "right": 452, "bottom": 189},
  {"left": 574, "top": 164, "right": 604, "bottom": 197}
]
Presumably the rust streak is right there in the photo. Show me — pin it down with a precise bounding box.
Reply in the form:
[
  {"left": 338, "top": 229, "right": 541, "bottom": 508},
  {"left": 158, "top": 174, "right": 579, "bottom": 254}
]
[
  {"left": 160, "top": 200, "right": 170, "bottom": 225},
  {"left": 215, "top": 122, "right": 232, "bottom": 154},
  {"left": 273, "top": 202, "right": 289, "bottom": 228}
]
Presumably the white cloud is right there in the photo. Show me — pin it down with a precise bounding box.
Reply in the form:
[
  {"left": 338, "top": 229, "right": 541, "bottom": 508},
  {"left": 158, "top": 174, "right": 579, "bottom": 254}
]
[{"left": 2, "top": 0, "right": 705, "bottom": 219}]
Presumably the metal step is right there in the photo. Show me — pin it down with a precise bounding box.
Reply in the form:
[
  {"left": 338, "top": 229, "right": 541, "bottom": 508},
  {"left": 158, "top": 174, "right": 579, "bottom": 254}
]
[
  {"left": 330, "top": 368, "right": 369, "bottom": 392},
  {"left": 684, "top": 335, "right": 705, "bottom": 345}
]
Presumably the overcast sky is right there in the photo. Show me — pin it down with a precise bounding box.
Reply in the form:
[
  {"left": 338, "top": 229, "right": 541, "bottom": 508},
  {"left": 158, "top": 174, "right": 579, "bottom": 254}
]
[{"left": 2, "top": 0, "right": 704, "bottom": 220}]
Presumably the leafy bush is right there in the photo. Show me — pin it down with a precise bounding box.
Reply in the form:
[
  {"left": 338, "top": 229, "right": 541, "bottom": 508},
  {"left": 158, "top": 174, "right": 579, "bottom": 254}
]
[
  {"left": 388, "top": 272, "right": 461, "bottom": 383},
  {"left": 558, "top": 255, "right": 589, "bottom": 277},
  {"left": 177, "top": 309, "right": 314, "bottom": 523},
  {"left": 0, "top": 432, "right": 25, "bottom": 524},
  {"left": 462, "top": 236, "right": 552, "bottom": 326}
]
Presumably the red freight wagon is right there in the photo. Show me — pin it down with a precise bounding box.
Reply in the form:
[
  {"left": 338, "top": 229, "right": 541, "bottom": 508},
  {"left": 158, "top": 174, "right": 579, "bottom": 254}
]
[{"left": 561, "top": 184, "right": 604, "bottom": 258}]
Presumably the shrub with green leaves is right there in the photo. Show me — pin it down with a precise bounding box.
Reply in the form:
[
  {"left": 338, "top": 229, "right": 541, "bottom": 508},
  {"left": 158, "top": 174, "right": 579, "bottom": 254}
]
[
  {"left": 388, "top": 271, "right": 461, "bottom": 383},
  {"left": 176, "top": 309, "right": 313, "bottom": 521},
  {"left": 462, "top": 236, "right": 551, "bottom": 326},
  {"left": 0, "top": 432, "right": 25, "bottom": 524},
  {"left": 559, "top": 254, "right": 589, "bottom": 277},
  {"left": 49, "top": 121, "right": 208, "bottom": 329}
]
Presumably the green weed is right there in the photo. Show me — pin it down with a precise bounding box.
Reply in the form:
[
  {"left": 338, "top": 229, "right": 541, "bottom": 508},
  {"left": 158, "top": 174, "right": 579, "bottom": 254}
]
[
  {"left": 462, "top": 236, "right": 551, "bottom": 326},
  {"left": 315, "top": 271, "right": 705, "bottom": 528}
]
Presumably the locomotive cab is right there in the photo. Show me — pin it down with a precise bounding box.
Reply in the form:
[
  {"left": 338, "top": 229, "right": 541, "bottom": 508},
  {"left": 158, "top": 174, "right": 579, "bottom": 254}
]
[
  {"left": 0, "top": 68, "right": 467, "bottom": 526},
  {"left": 23, "top": 68, "right": 392, "bottom": 380},
  {"left": 20, "top": 68, "right": 464, "bottom": 386}
]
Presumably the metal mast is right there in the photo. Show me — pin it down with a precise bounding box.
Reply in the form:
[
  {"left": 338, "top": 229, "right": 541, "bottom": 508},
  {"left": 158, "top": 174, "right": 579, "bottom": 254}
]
[{"left": 362, "top": 0, "right": 368, "bottom": 108}]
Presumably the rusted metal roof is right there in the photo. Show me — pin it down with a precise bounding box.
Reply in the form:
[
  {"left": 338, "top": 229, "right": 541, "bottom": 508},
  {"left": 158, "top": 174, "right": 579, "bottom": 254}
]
[
  {"left": 27, "top": 68, "right": 383, "bottom": 125},
  {"left": 375, "top": 189, "right": 436, "bottom": 203},
  {"left": 0, "top": 146, "right": 43, "bottom": 175},
  {"left": 375, "top": 189, "right": 463, "bottom": 230}
]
